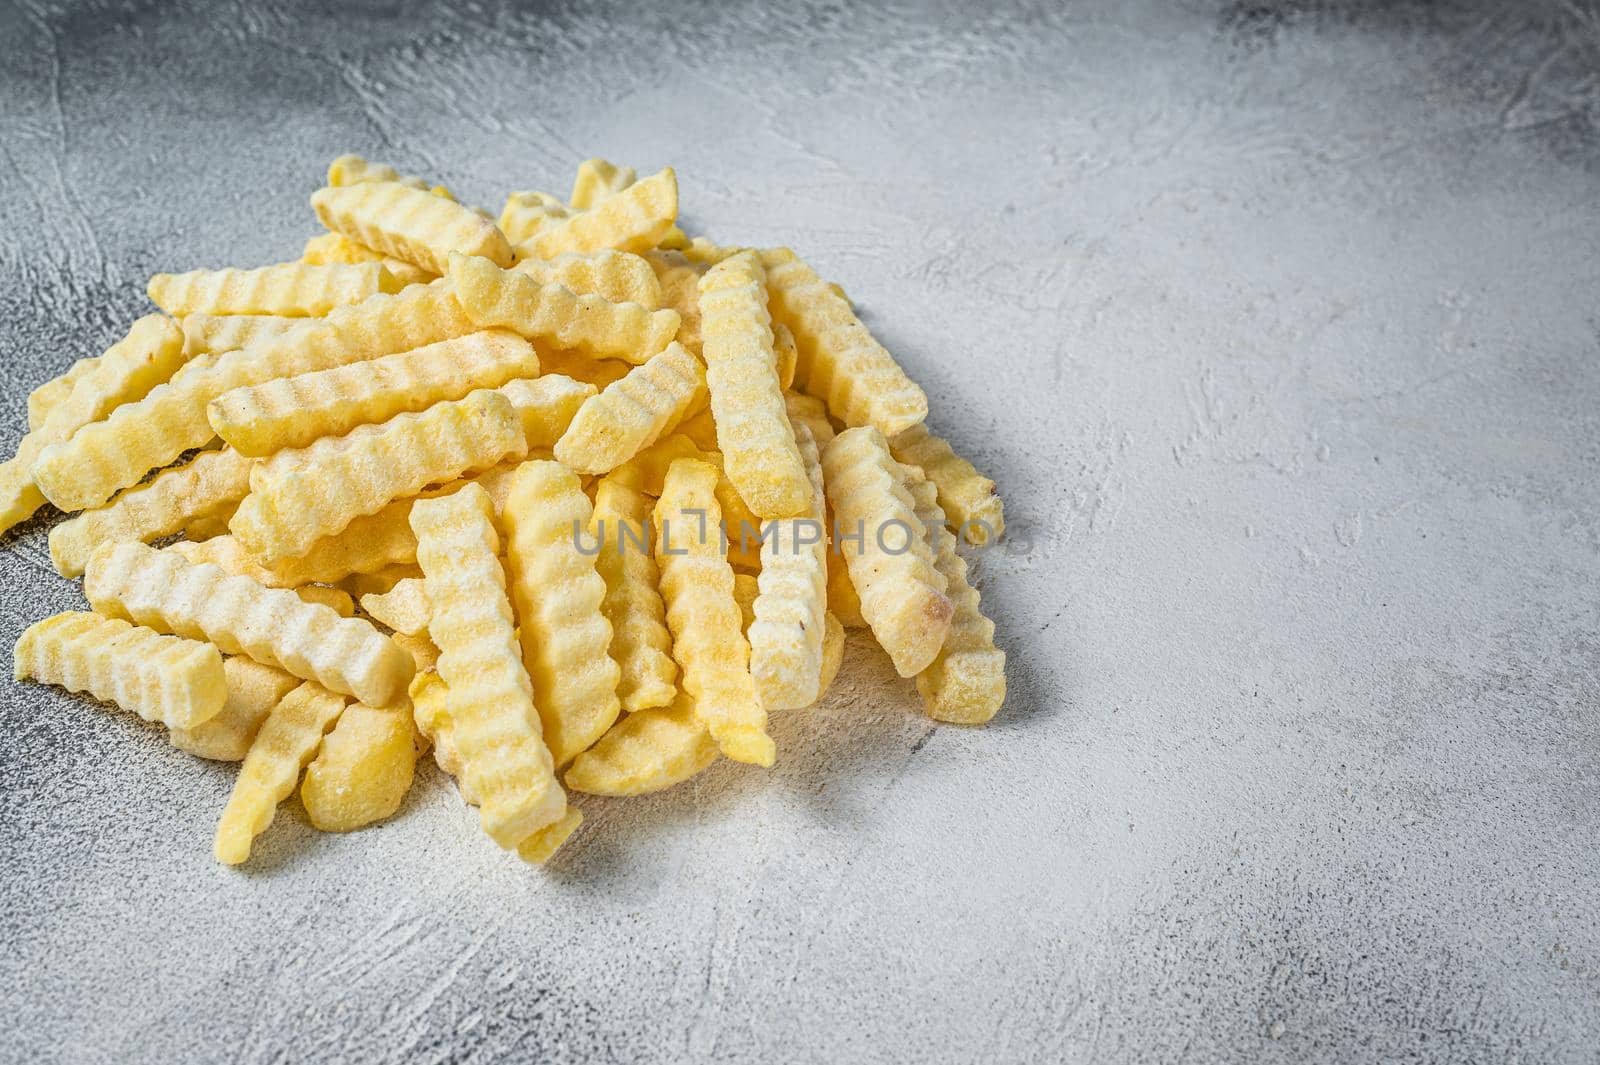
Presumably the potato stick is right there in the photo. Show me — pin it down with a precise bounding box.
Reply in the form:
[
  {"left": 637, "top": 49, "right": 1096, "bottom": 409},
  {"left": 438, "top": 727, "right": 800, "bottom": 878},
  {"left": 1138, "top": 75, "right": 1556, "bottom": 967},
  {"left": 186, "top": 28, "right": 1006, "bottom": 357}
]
[
  {"left": 496, "top": 375, "right": 596, "bottom": 448},
  {"left": 653, "top": 458, "right": 774, "bottom": 766},
  {"left": 214, "top": 681, "right": 348, "bottom": 865},
  {"left": 230, "top": 389, "right": 526, "bottom": 564},
  {"left": 759, "top": 247, "right": 928, "bottom": 437},
  {"left": 300, "top": 704, "right": 420, "bottom": 832},
  {"left": 512, "top": 249, "right": 662, "bottom": 308},
  {"left": 49, "top": 448, "right": 256, "bottom": 577},
  {"left": 449, "top": 253, "right": 679, "bottom": 364},
  {"left": 502, "top": 460, "right": 621, "bottom": 766},
  {"left": 14, "top": 611, "right": 226, "bottom": 729},
  {"left": 554, "top": 342, "right": 705, "bottom": 475},
  {"left": 499, "top": 190, "right": 571, "bottom": 245},
  {"left": 148, "top": 262, "right": 396, "bottom": 317},
  {"left": 312, "top": 181, "right": 513, "bottom": 276},
  {"left": 85, "top": 542, "right": 414, "bottom": 707},
  {"left": 568, "top": 158, "right": 637, "bottom": 211},
  {"left": 785, "top": 391, "right": 835, "bottom": 449},
  {"left": 181, "top": 313, "right": 310, "bottom": 358},
  {"left": 516, "top": 168, "right": 677, "bottom": 259},
  {"left": 699, "top": 251, "right": 810, "bottom": 518},
  {"left": 169, "top": 656, "right": 300, "bottom": 761},
  {"left": 749, "top": 423, "right": 828, "bottom": 709},
  {"left": 410, "top": 484, "right": 569, "bottom": 851},
  {"left": 890, "top": 423, "right": 1005, "bottom": 546},
  {"left": 208, "top": 330, "right": 538, "bottom": 456},
  {"left": 564, "top": 694, "right": 717, "bottom": 797},
  {"left": 300, "top": 232, "right": 435, "bottom": 288},
  {"left": 359, "top": 578, "right": 431, "bottom": 636},
  {"left": 908, "top": 477, "right": 1006, "bottom": 724},
  {"left": 588, "top": 468, "right": 677, "bottom": 713},
  {"left": 821, "top": 427, "right": 951, "bottom": 677}
]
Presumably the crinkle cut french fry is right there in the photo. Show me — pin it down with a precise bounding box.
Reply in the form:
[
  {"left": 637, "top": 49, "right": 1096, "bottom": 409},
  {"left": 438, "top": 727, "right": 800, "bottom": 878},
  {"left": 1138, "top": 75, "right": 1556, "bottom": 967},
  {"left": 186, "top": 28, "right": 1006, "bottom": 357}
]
[
  {"left": 772, "top": 323, "right": 798, "bottom": 392},
  {"left": 359, "top": 578, "right": 431, "bottom": 636},
  {"left": 748, "top": 423, "right": 828, "bottom": 710},
  {"left": 553, "top": 342, "right": 706, "bottom": 475},
  {"left": 328, "top": 154, "right": 432, "bottom": 191},
  {"left": 820, "top": 427, "right": 951, "bottom": 677},
  {"left": 32, "top": 279, "right": 478, "bottom": 513},
  {"left": 537, "top": 349, "right": 635, "bottom": 390},
  {"left": 826, "top": 515, "right": 866, "bottom": 629},
  {"left": 817, "top": 612, "right": 845, "bottom": 701},
  {"left": 517, "top": 168, "right": 678, "bottom": 259},
  {"left": 14, "top": 611, "right": 226, "bottom": 729},
  {"left": 392, "top": 631, "right": 439, "bottom": 674},
  {"left": 0, "top": 314, "right": 187, "bottom": 534},
  {"left": 301, "top": 703, "right": 420, "bottom": 832},
  {"left": 499, "top": 190, "right": 571, "bottom": 245},
  {"left": 785, "top": 391, "right": 835, "bottom": 449},
  {"left": 699, "top": 251, "right": 810, "bottom": 518},
  {"left": 409, "top": 483, "right": 569, "bottom": 851},
  {"left": 502, "top": 460, "right": 621, "bottom": 766},
  {"left": 449, "top": 253, "right": 679, "bottom": 365},
  {"left": 301, "top": 233, "right": 436, "bottom": 288},
  {"left": 269, "top": 503, "right": 423, "bottom": 587},
  {"left": 908, "top": 477, "right": 1006, "bottom": 724},
  {"left": 229, "top": 389, "right": 526, "bottom": 564},
  {"left": 49, "top": 448, "right": 256, "bottom": 577},
  {"left": 182, "top": 313, "right": 310, "bottom": 358},
  {"left": 568, "top": 158, "right": 637, "bottom": 211},
  {"left": 207, "top": 330, "right": 538, "bottom": 456},
  {"left": 759, "top": 247, "right": 929, "bottom": 437},
  {"left": 169, "top": 656, "right": 300, "bottom": 761},
  {"left": 312, "top": 181, "right": 514, "bottom": 277},
  {"left": 84, "top": 542, "right": 414, "bottom": 707},
  {"left": 341, "top": 564, "right": 425, "bottom": 599},
  {"left": 27, "top": 357, "right": 99, "bottom": 431},
  {"left": 170, "top": 534, "right": 293, "bottom": 587},
  {"left": 674, "top": 407, "right": 720, "bottom": 453},
  {"left": 214, "top": 681, "right": 348, "bottom": 865},
  {"left": 148, "top": 262, "right": 397, "bottom": 317},
  {"left": 512, "top": 250, "right": 662, "bottom": 309},
  {"left": 890, "top": 423, "right": 1004, "bottom": 546},
  {"left": 589, "top": 468, "right": 677, "bottom": 713},
  {"left": 644, "top": 250, "right": 707, "bottom": 354},
  {"left": 564, "top": 694, "right": 717, "bottom": 797},
  {"left": 733, "top": 572, "right": 759, "bottom": 635},
  {"left": 496, "top": 375, "right": 596, "bottom": 448},
  {"left": 653, "top": 458, "right": 774, "bottom": 766},
  {"left": 295, "top": 584, "right": 356, "bottom": 617}
]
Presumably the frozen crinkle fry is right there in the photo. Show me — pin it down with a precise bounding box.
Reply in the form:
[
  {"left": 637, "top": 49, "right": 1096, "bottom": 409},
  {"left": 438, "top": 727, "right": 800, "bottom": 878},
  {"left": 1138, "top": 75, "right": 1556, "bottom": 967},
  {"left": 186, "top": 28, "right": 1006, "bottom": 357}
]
[
  {"left": 301, "top": 704, "right": 420, "bottom": 832},
  {"left": 759, "top": 247, "right": 929, "bottom": 437},
  {"left": 169, "top": 656, "right": 300, "bottom": 761},
  {"left": 410, "top": 483, "right": 571, "bottom": 852},
  {"left": 301, "top": 232, "right": 436, "bottom": 288},
  {"left": 772, "top": 322, "right": 798, "bottom": 392},
  {"left": 328, "top": 154, "right": 433, "bottom": 191},
  {"left": 785, "top": 391, "right": 835, "bottom": 448},
  {"left": 181, "top": 313, "right": 308, "bottom": 358},
  {"left": 568, "top": 158, "right": 637, "bottom": 211},
  {"left": 268, "top": 502, "right": 424, "bottom": 587},
  {"left": 14, "top": 611, "right": 226, "bottom": 729},
  {"left": 449, "top": 253, "right": 679, "bottom": 365},
  {"left": 26, "top": 356, "right": 99, "bottom": 431},
  {"left": 49, "top": 448, "right": 256, "bottom": 577},
  {"left": 908, "top": 478, "right": 1006, "bottom": 724},
  {"left": 589, "top": 469, "right": 677, "bottom": 713},
  {"left": 208, "top": 330, "right": 538, "bottom": 456},
  {"left": 565, "top": 694, "right": 717, "bottom": 797},
  {"left": 891, "top": 423, "right": 1004, "bottom": 546},
  {"left": 517, "top": 168, "right": 678, "bottom": 259},
  {"left": 537, "top": 349, "right": 634, "bottom": 390},
  {"left": 312, "top": 181, "right": 514, "bottom": 277},
  {"left": 733, "top": 572, "right": 759, "bottom": 634},
  {"left": 85, "top": 542, "right": 414, "bottom": 707},
  {"left": 229, "top": 389, "right": 526, "bottom": 564},
  {"left": 214, "top": 681, "right": 348, "bottom": 865},
  {"left": 821, "top": 427, "right": 952, "bottom": 677},
  {"left": 496, "top": 375, "right": 596, "bottom": 448},
  {"left": 502, "top": 460, "right": 621, "bottom": 766},
  {"left": 654, "top": 459, "right": 774, "bottom": 766},
  {"left": 499, "top": 190, "right": 571, "bottom": 245},
  {"left": 699, "top": 251, "right": 810, "bottom": 518},
  {"left": 295, "top": 584, "right": 356, "bottom": 617},
  {"left": 817, "top": 612, "right": 846, "bottom": 701},
  {"left": 644, "top": 250, "right": 707, "bottom": 354},
  {"left": 748, "top": 423, "right": 828, "bottom": 710},
  {"left": 512, "top": 250, "right": 662, "bottom": 308},
  {"left": 359, "top": 578, "right": 431, "bottom": 636},
  {"left": 148, "top": 262, "right": 397, "bottom": 317},
  {"left": 392, "top": 631, "right": 439, "bottom": 674},
  {"left": 554, "top": 342, "right": 706, "bottom": 475}
]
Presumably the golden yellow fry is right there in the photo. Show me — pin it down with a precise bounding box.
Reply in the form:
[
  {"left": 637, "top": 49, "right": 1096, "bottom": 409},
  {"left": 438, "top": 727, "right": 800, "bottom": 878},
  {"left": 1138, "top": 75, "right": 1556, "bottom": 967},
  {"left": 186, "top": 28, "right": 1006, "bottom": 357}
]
[
  {"left": 271, "top": 504, "right": 424, "bottom": 586},
  {"left": 674, "top": 407, "right": 720, "bottom": 452},
  {"left": 301, "top": 704, "right": 420, "bottom": 832},
  {"left": 229, "top": 389, "right": 526, "bottom": 564},
  {"left": 359, "top": 578, "right": 431, "bottom": 636},
  {"left": 207, "top": 330, "right": 538, "bottom": 456},
  {"left": 589, "top": 469, "right": 677, "bottom": 713},
  {"left": 681, "top": 238, "right": 742, "bottom": 265},
  {"left": 328, "top": 154, "right": 433, "bottom": 190},
  {"left": 699, "top": 251, "right": 810, "bottom": 518},
  {"left": 48, "top": 448, "right": 256, "bottom": 577},
  {"left": 392, "top": 631, "right": 438, "bottom": 673},
  {"left": 499, "top": 190, "right": 570, "bottom": 245},
  {"left": 536, "top": 349, "right": 634, "bottom": 389},
  {"left": 496, "top": 375, "right": 596, "bottom": 448},
  {"left": 514, "top": 808, "right": 584, "bottom": 865},
  {"left": 295, "top": 584, "right": 355, "bottom": 617},
  {"left": 148, "top": 262, "right": 396, "bottom": 317},
  {"left": 908, "top": 477, "right": 1006, "bottom": 724},
  {"left": 890, "top": 423, "right": 1004, "bottom": 546},
  {"left": 179, "top": 505, "right": 238, "bottom": 543},
  {"left": 760, "top": 247, "right": 928, "bottom": 437},
  {"left": 773, "top": 322, "right": 797, "bottom": 391},
  {"left": 502, "top": 460, "right": 621, "bottom": 766},
  {"left": 564, "top": 694, "right": 717, "bottom": 797},
  {"left": 26, "top": 357, "right": 99, "bottom": 431},
  {"left": 517, "top": 168, "right": 677, "bottom": 259},
  {"left": 301, "top": 232, "right": 436, "bottom": 288},
  {"left": 617, "top": 434, "right": 763, "bottom": 566},
  {"left": 826, "top": 521, "right": 865, "bottom": 629},
  {"left": 169, "top": 656, "right": 300, "bottom": 761},
  {"left": 449, "top": 253, "right": 679, "bottom": 364},
  {"left": 32, "top": 279, "right": 477, "bottom": 512},
  {"left": 181, "top": 313, "right": 308, "bottom": 357},
  {"left": 213, "top": 681, "right": 348, "bottom": 865},
  {"left": 553, "top": 342, "right": 706, "bottom": 475},
  {"left": 170, "top": 534, "right": 292, "bottom": 587},
  {"left": 0, "top": 315, "right": 187, "bottom": 533},
  {"left": 85, "top": 542, "right": 414, "bottom": 707},
  {"left": 410, "top": 483, "right": 569, "bottom": 850},
  {"left": 748, "top": 423, "right": 828, "bottom": 710},
  {"left": 312, "top": 181, "right": 514, "bottom": 277},
  {"left": 785, "top": 391, "right": 835, "bottom": 449},
  {"left": 644, "top": 250, "right": 707, "bottom": 353},
  {"left": 512, "top": 249, "right": 662, "bottom": 308},
  {"left": 821, "top": 427, "right": 951, "bottom": 676},
  {"left": 14, "top": 611, "right": 226, "bottom": 729},
  {"left": 568, "top": 158, "right": 637, "bottom": 211},
  {"left": 341, "top": 563, "right": 425, "bottom": 599},
  {"left": 653, "top": 459, "right": 774, "bottom": 766},
  {"left": 618, "top": 433, "right": 718, "bottom": 495},
  {"left": 817, "top": 612, "right": 846, "bottom": 701},
  {"left": 733, "top": 572, "right": 759, "bottom": 634}
]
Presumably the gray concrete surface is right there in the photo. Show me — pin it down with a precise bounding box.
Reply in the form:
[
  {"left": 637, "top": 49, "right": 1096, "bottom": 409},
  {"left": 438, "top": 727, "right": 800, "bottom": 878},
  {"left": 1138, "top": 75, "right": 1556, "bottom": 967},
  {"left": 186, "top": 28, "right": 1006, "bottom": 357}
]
[{"left": 1, "top": 0, "right": 1598, "bottom": 1061}]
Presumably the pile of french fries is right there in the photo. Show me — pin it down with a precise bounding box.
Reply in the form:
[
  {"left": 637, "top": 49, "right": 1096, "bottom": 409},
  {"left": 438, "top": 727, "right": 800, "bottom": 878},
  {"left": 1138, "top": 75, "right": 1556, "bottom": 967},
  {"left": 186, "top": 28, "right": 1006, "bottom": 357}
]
[{"left": 5, "top": 156, "right": 1006, "bottom": 865}]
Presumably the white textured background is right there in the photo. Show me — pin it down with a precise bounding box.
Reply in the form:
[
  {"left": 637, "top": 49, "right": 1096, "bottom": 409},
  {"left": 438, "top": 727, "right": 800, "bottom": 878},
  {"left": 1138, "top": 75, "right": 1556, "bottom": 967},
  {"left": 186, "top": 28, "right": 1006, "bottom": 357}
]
[{"left": 2, "top": 1, "right": 1598, "bottom": 1061}]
